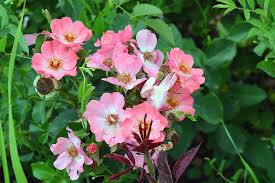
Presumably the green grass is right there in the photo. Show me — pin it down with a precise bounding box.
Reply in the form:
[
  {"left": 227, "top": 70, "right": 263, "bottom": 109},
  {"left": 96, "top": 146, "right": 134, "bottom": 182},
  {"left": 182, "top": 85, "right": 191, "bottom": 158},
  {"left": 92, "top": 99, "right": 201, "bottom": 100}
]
[
  {"left": 0, "top": 120, "right": 10, "bottom": 183},
  {"left": 7, "top": 0, "right": 28, "bottom": 182}
]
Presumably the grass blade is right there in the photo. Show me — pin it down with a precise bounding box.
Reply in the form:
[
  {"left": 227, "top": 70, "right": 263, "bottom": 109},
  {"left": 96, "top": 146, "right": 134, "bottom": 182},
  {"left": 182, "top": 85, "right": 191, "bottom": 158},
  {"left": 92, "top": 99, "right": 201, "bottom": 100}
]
[
  {"left": 0, "top": 120, "right": 10, "bottom": 183},
  {"left": 222, "top": 121, "right": 259, "bottom": 183},
  {"left": 8, "top": 1, "right": 28, "bottom": 182}
]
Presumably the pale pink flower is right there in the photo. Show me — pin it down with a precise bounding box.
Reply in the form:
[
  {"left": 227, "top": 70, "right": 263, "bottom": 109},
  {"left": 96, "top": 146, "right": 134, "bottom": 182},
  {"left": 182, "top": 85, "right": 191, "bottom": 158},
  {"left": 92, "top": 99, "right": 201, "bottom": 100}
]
[
  {"left": 83, "top": 92, "right": 131, "bottom": 146},
  {"left": 32, "top": 40, "right": 78, "bottom": 80},
  {"left": 94, "top": 30, "right": 119, "bottom": 51},
  {"left": 141, "top": 74, "right": 178, "bottom": 109},
  {"left": 50, "top": 17, "right": 92, "bottom": 51},
  {"left": 102, "top": 53, "right": 146, "bottom": 90},
  {"left": 136, "top": 29, "right": 164, "bottom": 77},
  {"left": 125, "top": 102, "right": 168, "bottom": 143},
  {"left": 86, "top": 42, "right": 128, "bottom": 71},
  {"left": 167, "top": 48, "right": 205, "bottom": 93},
  {"left": 118, "top": 25, "right": 133, "bottom": 43},
  {"left": 162, "top": 82, "right": 195, "bottom": 120},
  {"left": 50, "top": 127, "right": 93, "bottom": 181}
]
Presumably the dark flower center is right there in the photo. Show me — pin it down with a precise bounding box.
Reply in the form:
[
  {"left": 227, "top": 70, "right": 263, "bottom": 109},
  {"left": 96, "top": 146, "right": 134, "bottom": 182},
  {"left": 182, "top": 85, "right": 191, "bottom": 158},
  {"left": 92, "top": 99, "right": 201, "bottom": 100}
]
[
  {"left": 36, "top": 77, "right": 54, "bottom": 95},
  {"left": 103, "top": 58, "right": 113, "bottom": 68},
  {"left": 144, "top": 51, "right": 153, "bottom": 60},
  {"left": 106, "top": 114, "right": 119, "bottom": 126}
]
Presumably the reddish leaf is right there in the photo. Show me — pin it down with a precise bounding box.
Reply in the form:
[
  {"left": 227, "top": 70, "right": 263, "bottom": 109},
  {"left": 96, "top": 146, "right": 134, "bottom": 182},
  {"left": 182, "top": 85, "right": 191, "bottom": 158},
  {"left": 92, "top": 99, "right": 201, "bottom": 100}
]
[
  {"left": 105, "top": 153, "right": 131, "bottom": 165},
  {"left": 109, "top": 167, "right": 133, "bottom": 181},
  {"left": 138, "top": 169, "right": 146, "bottom": 183},
  {"left": 132, "top": 131, "right": 142, "bottom": 143},
  {"left": 122, "top": 143, "right": 135, "bottom": 165},
  {"left": 157, "top": 151, "right": 173, "bottom": 183},
  {"left": 172, "top": 143, "right": 201, "bottom": 183}
]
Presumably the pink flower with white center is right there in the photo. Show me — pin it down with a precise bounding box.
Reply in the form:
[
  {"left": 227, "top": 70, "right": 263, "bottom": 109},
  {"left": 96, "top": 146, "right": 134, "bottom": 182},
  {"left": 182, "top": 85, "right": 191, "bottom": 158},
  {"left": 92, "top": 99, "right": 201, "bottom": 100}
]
[
  {"left": 162, "top": 82, "right": 195, "bottom": 120},
  {"left": 167, "top": 48, "right": 205, "bottom": 93},
  {"left": 50, "top": 127, "right": 93, "bottom": 181},
  {"left": 125, "top": 102, "right": 168, "bottom": 143},
  {"left": 50, "top": 17, "right": 92, "bottom": 51},
  {"left": 102, "top": 53, "right": 146, "bottom": 90},
  {"left": 141, "top": 74, "right": 178, "bottom": 110},
  {"left": 136, "top": 29, "right": 164, "bottom": 77},
  {"left": 86, "top": 42, "right": 128, "bottom": 71},
  {"left": 83, "top": 92, "right": 131, "bottom": 146},
  {"left": 32, "top": 40, "right": 78, "bottom": 80}
]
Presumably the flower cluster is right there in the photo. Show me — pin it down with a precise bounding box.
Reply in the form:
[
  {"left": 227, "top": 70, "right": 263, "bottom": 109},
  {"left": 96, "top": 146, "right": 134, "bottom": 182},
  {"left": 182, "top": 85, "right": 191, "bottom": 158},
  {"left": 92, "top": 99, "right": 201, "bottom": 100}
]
[{"left": 30, "top": 17, "right": 205, "bottom": 181}]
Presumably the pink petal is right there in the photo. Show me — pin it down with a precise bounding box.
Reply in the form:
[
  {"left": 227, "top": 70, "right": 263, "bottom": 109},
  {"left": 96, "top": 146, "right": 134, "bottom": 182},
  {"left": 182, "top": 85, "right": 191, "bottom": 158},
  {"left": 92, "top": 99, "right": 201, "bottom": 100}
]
[
  {"left": 53, "top": 152, "right": 72, "bottom": 170},
  {"left": 50, "top": 137, "right": 70, "bottom": 155},
  {"left": 136, "top": 29, "right": 157, "bottom": 52}
]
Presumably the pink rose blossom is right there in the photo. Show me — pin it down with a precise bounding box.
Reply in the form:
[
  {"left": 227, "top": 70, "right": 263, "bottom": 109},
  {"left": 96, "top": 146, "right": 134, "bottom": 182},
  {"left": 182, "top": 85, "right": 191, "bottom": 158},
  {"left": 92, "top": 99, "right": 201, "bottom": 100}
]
[
  {"left": 83, "top": 92, "right": 131, "bottom": 146},
  {"left": 102, "top": 53, "right": 146, "bottom": 90},
  {"left": 50, "top": 17, "right": 92, "bottom": 51},
  {"left": 167, "top": 48, "right": 205, "bottom": 93},
  {"left": 86, "top": 42, "right": 128, "bottom": 71},
  {"left": 162, "top": 82, "right": 195, "bottom": 120},
  {"left": 125, "top": 102, "right": 168, "bottom": 143},
  {"left": 141, "top": 74, "right": 178, "bottom": 109},
  {"left": 32, "top": 40, "right": 78, "bottom": 80},
  {"left": 136, "top": 29, "right": 164, "bottom": 77},
  {"left": 50, "top": 127, "right": 93, "bottom": 181},
  {"left": 118, "top": 25, "right": 133, "bottom": 44}
]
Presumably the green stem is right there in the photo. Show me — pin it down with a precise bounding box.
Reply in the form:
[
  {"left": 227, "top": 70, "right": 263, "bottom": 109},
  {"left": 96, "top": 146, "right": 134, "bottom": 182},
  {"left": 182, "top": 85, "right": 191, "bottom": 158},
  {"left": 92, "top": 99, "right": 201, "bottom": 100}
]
[
  {"left": 8, "top": 1, "right": 28, "bottom": 182},
  {"left": 0, "top": 120, "right": 10, "bottom": 183},
  {"left": 221, "top": 121, "right": 259, "bottom": 183}
]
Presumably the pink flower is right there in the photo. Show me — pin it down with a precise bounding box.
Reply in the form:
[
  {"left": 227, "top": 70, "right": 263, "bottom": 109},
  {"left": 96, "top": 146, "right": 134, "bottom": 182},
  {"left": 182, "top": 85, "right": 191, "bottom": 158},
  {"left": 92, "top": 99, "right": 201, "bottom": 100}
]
[
  {"left": 94, "top": 30, "right": 119, "bottom": 51},
  {"left": 83, "top": 92, "right": 131, "bottom": 146},
  {"left": 50, "top": 127, "right": 93, "bottom": 181},
  {"left": 141, "top": 74, "right": 178, "bottom": 109},
  {"left": 162, "top": 82, "right": 195, "bottom": 120},
  {"left": 32, "top": 40, "right": 78, "bottom": 80},
  {"left": 86, "top": 42, "right": 128, "bottom": 71},
  {"left": 125, "top": 102, "right": 168, "bottom": 143},
  {"left": 87, "top": 143, "right": 97, "bottom": 154},
  {"left": 102, "top": 53, "right": 146, "bottom": 90},
  {"left": 167, "top": 48, "right": 205, "bottom": 93},
  {"left": 50, "top": 17, "right": 92, "bottom": 51},
  {"left": 118, "top": 25, "right": 133, "bottom": 44},
  {"left": 136, "top": 29, "right": 164, "bottom": 77}
]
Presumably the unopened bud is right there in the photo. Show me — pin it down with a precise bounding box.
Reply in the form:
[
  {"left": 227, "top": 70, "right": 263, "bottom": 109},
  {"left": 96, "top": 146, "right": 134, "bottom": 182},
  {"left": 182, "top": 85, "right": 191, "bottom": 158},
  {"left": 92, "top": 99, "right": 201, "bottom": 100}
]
[
  {"left": 87, "top": 143, "right": 97, "bottom": 154},
  {"left": 33, "top": 75, "right": 60, "bottom": 99}
]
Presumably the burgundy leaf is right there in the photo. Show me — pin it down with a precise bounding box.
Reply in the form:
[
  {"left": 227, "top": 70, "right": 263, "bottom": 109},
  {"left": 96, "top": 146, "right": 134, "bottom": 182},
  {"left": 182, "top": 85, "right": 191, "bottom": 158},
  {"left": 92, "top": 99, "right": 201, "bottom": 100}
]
[
  {"left": 105, "top": 153, "right": 131, "bottom": 165},
  {"left": 122, "top": 143, "right": 135, "bottom": 165},
  {"left": 157, "top": 151, "right": 173, "bottom": 183},
  {"left": 138, "top": 169, "right": 146, "bottom": 183},
  {"left": 172, "top": 143, "right": 201, "bottom": 183},
  {"left": 109, "top": 167, "right": 133, "bottom": 181},
  {"left": 147, "top": 141, "right": 163, "bottom": 150}
]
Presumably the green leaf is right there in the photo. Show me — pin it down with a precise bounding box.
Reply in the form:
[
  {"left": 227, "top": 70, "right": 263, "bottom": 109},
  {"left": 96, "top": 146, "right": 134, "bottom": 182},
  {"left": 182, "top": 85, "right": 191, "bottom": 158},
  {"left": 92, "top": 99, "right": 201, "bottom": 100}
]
[
  {"left": 257, "top": 60, "right": 275, "bottom": 77},
  {"left": 0, "top": 5, "right": 9, "bottom": 28},
  {"left": 0, "top": 120, "right": 10, "bottom": 183},
  {"left": 145, "top": 153, "right": 155, "bottom": 177},
  {"left": 32, "top": 162, "right": 56, "bottom": 181},
  {"left": 244, "top": 9, "right": 251, "bottom": 20},
  {"left": 112, "top": 0, "right": 129, "bottom": 5},
  {"left": 231, "top": 84, "right": 267, "bottom": 108},
  {"left": 213, "top": 4, "right": 229, "bottom": 9},
  {"left": 78, "top": 80, "right": 95, "bottom": 112},
  {"left": 145, "top": 18, "right": 175, "bottom": 46},
  {"left": 133, "top": 3, "right": 163, "bottom": 17},
  {"left": 49, "top": 109, "right": 78, "bottom": 137},
  {"left": 0, "top": 35, "right": 7, "bottom": 53},
  {"left": 110, "top": 13, "right": 131, "bottom": 32},
  {"left": 253, "top": 41, "right": 268, "bottom": 56},
  {"left": 32, "top": 101, "right": 46, "bottom": 124},
  {"left": 8, "top": 24, "right": 29, "bottom": 54},
  {"left": 206, "top": 39, "right": 236, "bottom": 67},
  {"left": 195, "top": 92, "right": 223, "bottom": 125},
  {"left": 238, "top": 0, "right": 246, "bottom": 7},
  {"left": 247, "top": 0, "right": 255, "bottom": 9},
  {"left": 264, "top": 0, "right": 269, "bottom": 16},
  {"left": 39, "top": 133, "right": 48, "bottom": 144},
  {"left": 34, "top": 34, "right": 45, "bottom": 53},
  {"left": 7, "top": 1, "right": 28, "bottom": 182}
]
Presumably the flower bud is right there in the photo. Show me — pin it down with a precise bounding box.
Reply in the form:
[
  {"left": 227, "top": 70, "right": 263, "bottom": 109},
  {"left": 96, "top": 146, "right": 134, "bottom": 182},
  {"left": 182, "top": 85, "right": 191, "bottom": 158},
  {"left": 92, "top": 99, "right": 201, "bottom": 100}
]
[{"left": 87, "top": 143, "right": 97, "bottom": 154}]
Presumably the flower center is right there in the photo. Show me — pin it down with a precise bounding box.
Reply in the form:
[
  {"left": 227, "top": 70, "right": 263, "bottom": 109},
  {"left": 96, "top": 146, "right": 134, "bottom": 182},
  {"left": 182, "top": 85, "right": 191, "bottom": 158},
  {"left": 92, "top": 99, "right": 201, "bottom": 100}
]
[
  {"left": 49, "top": 58, "right": 63, "bottom": 70},
  {"left": 167, "top": 97, "right": 179, "bottom": 108},
  {"left": 144, "top": 51, "right": 153, "bottom": 60},
  {"left": 116, "top": 73, "right": 131, "bottom": 84},
  {"left": 103, "top": 58, "right": 113, "bottom": 68},
  {"left": 64, "top": 33, "right": 77, "bottom": 43},
  {"left": 126, "top": 41, "right": 134, "bottom": 54},
  {"left": 67, "top": 146, "right": 78, "bottom": 157},
  {"left": 106, "top": 114, "right": 119, "bottom": 126},
  {"left": 179, "top": 64, "right": 191, "bottom": 74},
  {"left": 36, "top": 77, "right": 55, "bottom": 95}
]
